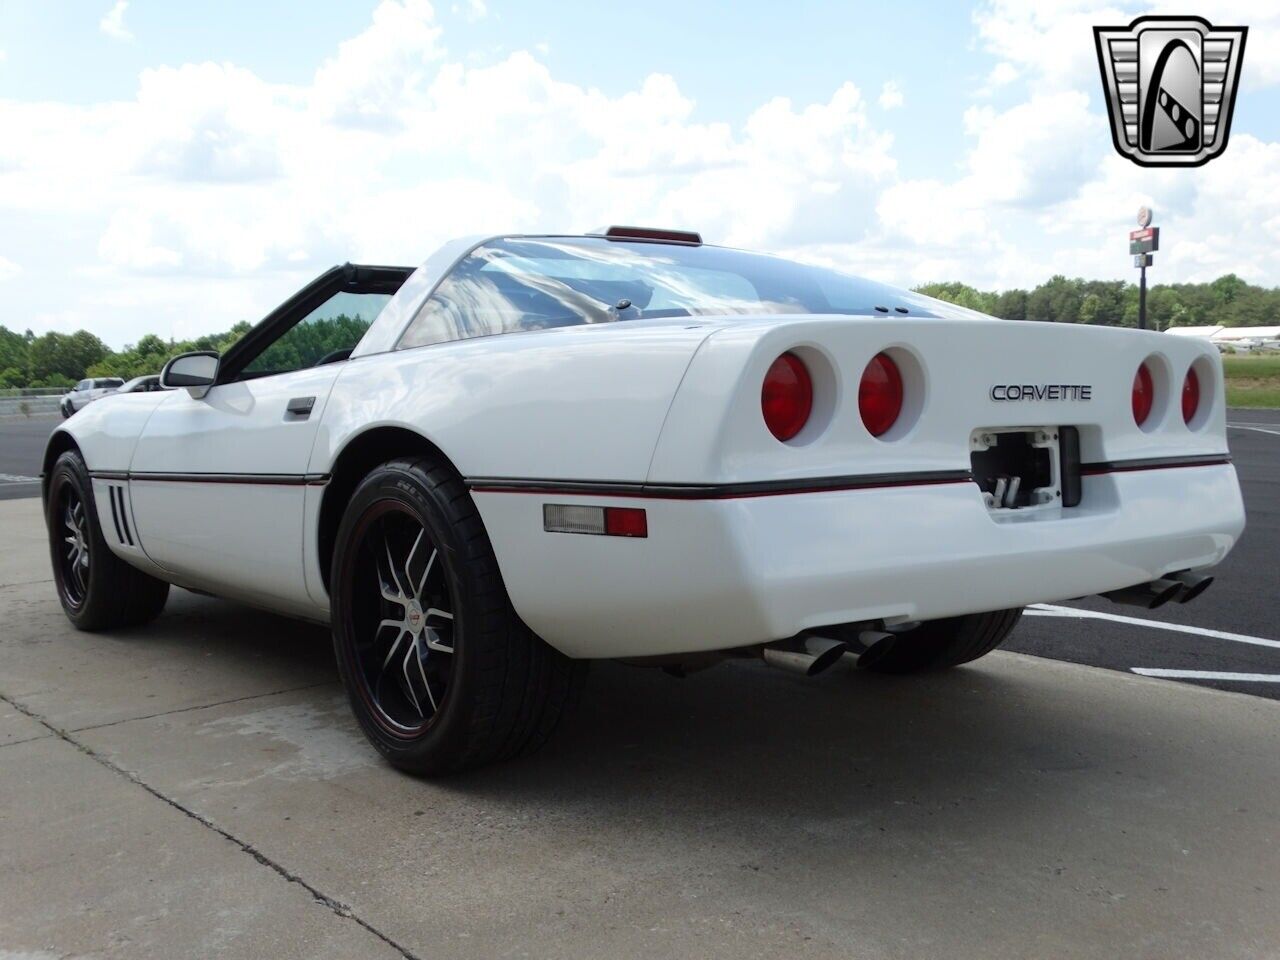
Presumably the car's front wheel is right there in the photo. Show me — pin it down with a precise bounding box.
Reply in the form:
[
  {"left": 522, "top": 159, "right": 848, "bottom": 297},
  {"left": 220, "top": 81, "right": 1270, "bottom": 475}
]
[
  {"left": 330, "top": 456, "right": 586, "bottom": 775},
  {"left": 859, "top": 608, "right": 1023, "bottom": 673},
  {"left": 46, "top": 451, "right": 170, "bottom": 630}
]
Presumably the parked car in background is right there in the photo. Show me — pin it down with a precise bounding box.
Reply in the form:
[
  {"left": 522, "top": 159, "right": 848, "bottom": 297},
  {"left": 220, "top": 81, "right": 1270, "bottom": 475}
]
[
  {"left": 60, "top": 378, "right": 125, "bottom": 418},
  {"left": 115, "top": 375, "right": 165, "bottom": 395}
]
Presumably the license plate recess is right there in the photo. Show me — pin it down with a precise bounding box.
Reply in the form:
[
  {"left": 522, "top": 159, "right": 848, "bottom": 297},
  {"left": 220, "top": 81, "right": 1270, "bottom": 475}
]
[{"left": 970, "top": 427, "right": 1063, "bottom": 512}]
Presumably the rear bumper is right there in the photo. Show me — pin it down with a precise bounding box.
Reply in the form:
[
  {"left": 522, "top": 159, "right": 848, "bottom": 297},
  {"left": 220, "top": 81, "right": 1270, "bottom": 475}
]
[{"left": 474, "top": 463, "right": 1245, "bottom": 659}]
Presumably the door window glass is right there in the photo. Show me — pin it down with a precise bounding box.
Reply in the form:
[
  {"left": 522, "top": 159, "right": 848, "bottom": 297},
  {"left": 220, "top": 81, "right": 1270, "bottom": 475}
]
[{"left": 241, "top": 292, "right": 392, "bottom": 378}]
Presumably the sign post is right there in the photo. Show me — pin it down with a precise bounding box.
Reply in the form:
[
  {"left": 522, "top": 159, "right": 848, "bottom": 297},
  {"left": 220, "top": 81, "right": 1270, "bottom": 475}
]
[{"left": 1131, "top": 206, "right": 1158, "bottom": 329}]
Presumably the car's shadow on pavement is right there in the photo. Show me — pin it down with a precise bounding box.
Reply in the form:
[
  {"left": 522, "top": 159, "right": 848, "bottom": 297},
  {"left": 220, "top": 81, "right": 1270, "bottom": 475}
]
[
  {"left": 443, "top": 654, "right": 1121, "bottom": 819},
  {"left": 116, "top": 590, "right": 1259, "bottom": 851}
]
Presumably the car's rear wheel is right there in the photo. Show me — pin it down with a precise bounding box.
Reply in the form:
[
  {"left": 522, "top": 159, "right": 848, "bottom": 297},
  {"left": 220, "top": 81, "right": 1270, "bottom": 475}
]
[
  {"left": 859, "top": 608, "right": 1023, "bottom": 673},
  {"left": 330, "top": 456, "right": 586, "bottom": 775},
  {"left": 46, "top": 451, "right": 170, "bottom": 630}
]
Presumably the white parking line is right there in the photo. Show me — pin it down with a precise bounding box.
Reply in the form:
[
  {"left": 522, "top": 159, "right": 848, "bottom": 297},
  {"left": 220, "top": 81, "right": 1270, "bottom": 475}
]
[
  {"left": 1228, "top": 422, "right": 1280, "bottom": 437},
  {"left": 1131, "top": 668, "right": 1280, "bottom": 683},
  {"left": 0, "top": 474, "right": 39, "bottom": 484},
  {"left": 1026, "top": 604, "right": 1280, "bottom": 650}
]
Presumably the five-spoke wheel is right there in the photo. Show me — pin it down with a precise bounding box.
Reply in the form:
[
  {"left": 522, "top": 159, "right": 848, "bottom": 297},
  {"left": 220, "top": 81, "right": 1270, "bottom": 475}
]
[
  {"left": 45, "top": 449, "right": 169, "bottom": 629},
  {"left": 56, "top": 484, "right": 91, "bottom": 607},
  {"left": 348, "top": 504, "right": 456, "bottom": 734},
  {"left": 330, "top": 456, "right": 586, "bottom": 775}
]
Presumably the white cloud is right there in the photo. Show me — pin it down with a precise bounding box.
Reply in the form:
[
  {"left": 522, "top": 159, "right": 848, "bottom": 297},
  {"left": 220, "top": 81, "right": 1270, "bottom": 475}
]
[
  {"left": 977, "top": 61, "right": 1018, "bottom": 96},
  {"left": 99, "top": 0, "right": 133, "bottom": 42},
  {"left": 313, "top": 0, "right": 445, "bottom": 128},
  {"left": 878, "top": 81, "right": 904, "bottom": 110},
  {"left": 0, "top": 255, "right": 20, "bottom": 282},
  {"left": 0, "top": 0, "right": 906, "bottom": 344},
  {"left": 864, "top": 0, "right": 1280, "bottom": 290},
  {"left": 3, "top": 0, "right": 1278, "bottom": 346},
  {"left": 452, "top": 0, "right": 488, "bottom": 21}
]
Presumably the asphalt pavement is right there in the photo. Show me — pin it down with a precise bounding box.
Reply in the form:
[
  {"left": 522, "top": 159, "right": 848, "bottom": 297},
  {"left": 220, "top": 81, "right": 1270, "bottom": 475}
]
[
  {"left": 0, "top": 413, "right": 57, "bottom": 501},
  {"left": 1007, "top": 407, "right": 1280, "bottom": 697}
]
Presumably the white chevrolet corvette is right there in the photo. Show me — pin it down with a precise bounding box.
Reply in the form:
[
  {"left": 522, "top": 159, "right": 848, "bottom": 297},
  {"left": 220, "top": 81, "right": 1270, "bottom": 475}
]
[{"left": 44, "top": 228, "right": 1245, "bottom": 774}]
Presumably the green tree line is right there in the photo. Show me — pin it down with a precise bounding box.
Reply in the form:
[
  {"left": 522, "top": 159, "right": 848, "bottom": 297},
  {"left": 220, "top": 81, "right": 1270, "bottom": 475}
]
[
  {"left": 912, "top": 273, "right": 1275, "bottom": 330},
  {"left": 0, "top": 315, "right": 369, "bottom": 389},
  {"left": 2, "top": 272, "right": 1277, "bottom": 389}
]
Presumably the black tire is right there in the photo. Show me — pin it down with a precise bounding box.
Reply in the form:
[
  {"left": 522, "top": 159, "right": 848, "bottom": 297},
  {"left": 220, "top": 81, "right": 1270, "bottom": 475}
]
[
  {"left": 61, "top": 401, "right": 72, "bottom": 419},
  {"left": 46, "top": 451, "right": 170, "bottom": 630},
  {"left": 860, "top": 608, "right": 1023, "bottom": 674},
  {"left": 330, "top": 456, "right": 586, "bottom": 776}
]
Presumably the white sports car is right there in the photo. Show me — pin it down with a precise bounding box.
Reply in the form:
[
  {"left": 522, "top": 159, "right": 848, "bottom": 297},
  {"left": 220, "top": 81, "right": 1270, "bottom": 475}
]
[{"left": 43, "top": 227, "right": 1246, "bottom": 774}]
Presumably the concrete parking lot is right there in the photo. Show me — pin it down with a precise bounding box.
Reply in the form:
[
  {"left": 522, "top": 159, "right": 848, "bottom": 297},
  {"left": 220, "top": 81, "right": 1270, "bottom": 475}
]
[{"left": 2, "top": 412, "right": 1278, "bottom": 958}]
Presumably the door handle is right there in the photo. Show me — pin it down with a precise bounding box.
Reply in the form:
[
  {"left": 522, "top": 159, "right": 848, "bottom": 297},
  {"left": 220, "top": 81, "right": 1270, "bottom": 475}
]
[{"left": 286, "top": 396, "right": 316, "bottom": 419}]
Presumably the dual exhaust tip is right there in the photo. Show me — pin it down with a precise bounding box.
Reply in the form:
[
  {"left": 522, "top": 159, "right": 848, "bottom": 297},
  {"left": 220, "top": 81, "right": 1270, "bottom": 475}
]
[
  {"left": 762, "top": 631, "right": 899, "bottom": 677},
  {"left": 764, "top": 570, "right": 1214, "bottom": 676},
  {"left": 1103, "top": 571, "right": 1214, "bottom": 610}
]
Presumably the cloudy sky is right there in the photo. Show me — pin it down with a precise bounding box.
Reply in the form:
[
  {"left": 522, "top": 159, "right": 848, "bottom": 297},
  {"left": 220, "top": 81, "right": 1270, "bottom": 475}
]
[{"left": 0, "top": 0, "right": 1277, "bottom": 347}]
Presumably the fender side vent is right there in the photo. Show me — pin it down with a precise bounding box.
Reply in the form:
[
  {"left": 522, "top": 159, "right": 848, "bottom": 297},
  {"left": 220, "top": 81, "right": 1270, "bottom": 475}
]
[
  {"left": 108, "top": 486, "right": 125, "bottom": 543},
  {"left": 109, "top": 486, "right": 135, "bottom": 546}
]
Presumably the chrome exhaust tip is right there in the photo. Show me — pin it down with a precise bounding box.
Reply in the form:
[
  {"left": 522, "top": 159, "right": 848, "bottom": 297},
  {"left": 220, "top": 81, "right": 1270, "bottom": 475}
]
[
  {"left": 762, "top": 637, "right": 852, "bottom": 676},
  {"left": 1172, "top": 571, "right": 1214, "bottom": 604},
  {"left": 1102, "top": 578, "right": 1185, "bottom": 609},
  {"left": 854, "top": 630, "right": 898, "bottom": 670}
]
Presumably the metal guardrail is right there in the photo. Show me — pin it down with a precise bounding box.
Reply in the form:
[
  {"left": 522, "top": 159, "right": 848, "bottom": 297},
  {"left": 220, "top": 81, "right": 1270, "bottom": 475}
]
[
  {"left": 0, "top": 387, "right": 67, "bottom": 398},
  {"left": 0, "top": 395, "right": 62, "bottom": 416}
]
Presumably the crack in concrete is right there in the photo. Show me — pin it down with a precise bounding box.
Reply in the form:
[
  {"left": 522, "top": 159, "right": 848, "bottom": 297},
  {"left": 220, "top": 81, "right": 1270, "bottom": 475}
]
[
  {"left": 0, "top": 732, "right": 54, "bottom": 749},
  {"left": 0, "top": 577, "right": 55, "bottom": 590},
  {"left": 67, "top": 681, "right": 340, "bottom": 733},
  {"left": 0, "top": 689, "right": 423, "bottom": 960}
]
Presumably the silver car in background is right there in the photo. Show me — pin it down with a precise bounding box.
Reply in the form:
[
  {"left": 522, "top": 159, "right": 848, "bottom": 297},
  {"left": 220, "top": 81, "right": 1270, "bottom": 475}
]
[{"left": 60, "top": 378, "right": 125, "bottom": 418}]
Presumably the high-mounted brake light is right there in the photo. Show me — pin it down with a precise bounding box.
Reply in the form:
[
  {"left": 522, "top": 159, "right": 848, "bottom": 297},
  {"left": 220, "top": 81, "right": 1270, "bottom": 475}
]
[
  {"left": 761, "top": 352, "right": 813, "bottom": 442},
  {"left": 543, "top": 504, "right": 647, "bottom": 538},
  {"left": 859, "top": 352, "right": 904, "bottom": 437},
  {"left": 598, "top": 225, "right": 703, "bottom": 245},
  {"left": 1132, "top": 362, "right": 1154, "bottom": 426},
  {"left": 1182, "top": 367, "right": 1200, "bottom": 424}
]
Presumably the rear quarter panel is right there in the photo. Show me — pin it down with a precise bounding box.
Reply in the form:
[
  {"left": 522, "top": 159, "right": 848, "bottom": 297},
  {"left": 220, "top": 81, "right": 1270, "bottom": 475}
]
[{"left": 312, "top": 321, "right": 716, "bottom": 482}]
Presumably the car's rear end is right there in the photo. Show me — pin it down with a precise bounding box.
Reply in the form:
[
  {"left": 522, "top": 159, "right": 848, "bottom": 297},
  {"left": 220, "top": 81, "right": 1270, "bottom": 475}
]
[{"left": 477, "top": 312, "right": 1243, "bottom": 659}]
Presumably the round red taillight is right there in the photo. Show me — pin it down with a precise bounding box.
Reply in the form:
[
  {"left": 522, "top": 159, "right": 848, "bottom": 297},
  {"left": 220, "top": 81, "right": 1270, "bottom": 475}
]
[
  {"left": 761, "top": 352, "right": 813, "bottom": 442},
  {"left": 859, "top": 352, "right": 904, "bottom": 437},
  {"left": 1132, "top": 362, "right": 1154, "bottom": 426},
  {"left": 1182, "top": 367, "right": 1200, "bottom": 424}
]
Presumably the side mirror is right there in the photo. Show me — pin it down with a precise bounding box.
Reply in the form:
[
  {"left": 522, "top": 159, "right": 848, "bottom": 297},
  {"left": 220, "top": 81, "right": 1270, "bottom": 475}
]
[{"left": 160, "top": 351, "right": 220, "bottom": 398}]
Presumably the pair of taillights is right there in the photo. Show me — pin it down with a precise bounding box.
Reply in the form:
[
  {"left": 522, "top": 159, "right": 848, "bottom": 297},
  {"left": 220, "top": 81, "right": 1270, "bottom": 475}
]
[
  {"left": 762, "top": 351, "right": 903, "bottom": 442},
  {"left": 1132, "top": 360, "right": 1202, "bottom": 427}
]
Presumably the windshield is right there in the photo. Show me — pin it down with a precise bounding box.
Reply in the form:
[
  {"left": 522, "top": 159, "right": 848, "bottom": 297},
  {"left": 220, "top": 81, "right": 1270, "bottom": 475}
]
[{"left": 398, "top": 237, "right": 947, "bottom": 351}]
